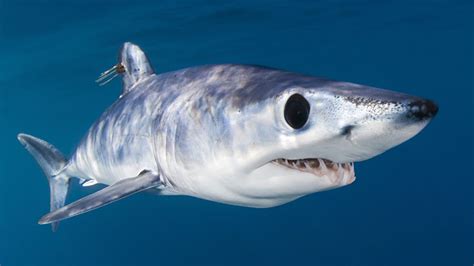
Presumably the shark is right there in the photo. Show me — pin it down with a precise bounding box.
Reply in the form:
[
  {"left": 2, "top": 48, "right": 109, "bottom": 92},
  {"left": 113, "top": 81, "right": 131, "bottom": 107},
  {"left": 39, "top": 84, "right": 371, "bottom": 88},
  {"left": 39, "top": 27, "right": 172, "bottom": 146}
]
[{"left": 18, "top": 42, "right": 438, "bottom": 230}]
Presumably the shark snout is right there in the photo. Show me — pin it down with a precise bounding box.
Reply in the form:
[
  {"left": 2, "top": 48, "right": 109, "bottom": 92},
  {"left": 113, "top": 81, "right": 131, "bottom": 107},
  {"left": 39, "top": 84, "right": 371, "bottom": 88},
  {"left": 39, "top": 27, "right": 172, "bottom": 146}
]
[
  {"left": 315, "top": 86, "right": 439, "bottom": 162},
  {"left": 335, "top": 84, "right": 439, "bottom": 124},
  {"left": 406, "top": 99, "right": 438, "bottom": 121},
  {"left": 349, "top": 96, "right": 437, "bottom": 161}
]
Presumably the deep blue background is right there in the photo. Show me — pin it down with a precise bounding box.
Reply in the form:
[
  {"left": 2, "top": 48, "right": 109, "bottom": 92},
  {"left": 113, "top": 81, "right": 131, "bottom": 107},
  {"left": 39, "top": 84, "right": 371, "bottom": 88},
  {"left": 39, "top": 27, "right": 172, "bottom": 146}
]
[{"left": 1, "top": 0, "right": 472, "bottom": 265}]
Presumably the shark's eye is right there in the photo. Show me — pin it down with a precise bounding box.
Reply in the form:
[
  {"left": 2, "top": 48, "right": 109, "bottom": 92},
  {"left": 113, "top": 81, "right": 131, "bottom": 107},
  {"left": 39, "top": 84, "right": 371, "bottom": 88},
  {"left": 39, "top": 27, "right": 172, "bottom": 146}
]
[{"left": 284, "top": 94, "right": 310, "bottom": 129}]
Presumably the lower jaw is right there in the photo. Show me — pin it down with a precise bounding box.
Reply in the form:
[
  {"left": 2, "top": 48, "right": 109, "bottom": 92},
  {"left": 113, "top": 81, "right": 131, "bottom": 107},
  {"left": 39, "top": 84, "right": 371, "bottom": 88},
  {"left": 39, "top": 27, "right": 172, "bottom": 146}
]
[{"left": 233, "top": 159, "right": 356, "bottom": 203}]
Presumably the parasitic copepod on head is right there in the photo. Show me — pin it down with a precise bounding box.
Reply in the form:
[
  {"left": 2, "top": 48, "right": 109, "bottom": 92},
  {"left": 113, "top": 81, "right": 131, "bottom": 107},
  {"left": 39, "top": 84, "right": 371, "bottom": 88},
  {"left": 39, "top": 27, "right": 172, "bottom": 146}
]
[{"left": 96, "top": 63, "right": 125, "bottom": 86}]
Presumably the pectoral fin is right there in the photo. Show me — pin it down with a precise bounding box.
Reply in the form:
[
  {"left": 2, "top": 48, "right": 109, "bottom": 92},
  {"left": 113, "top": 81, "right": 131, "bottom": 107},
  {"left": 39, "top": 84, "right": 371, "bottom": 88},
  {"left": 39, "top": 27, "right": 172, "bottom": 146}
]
[{"left": 38, "top": 170, "right": 161, "bottom": 225}]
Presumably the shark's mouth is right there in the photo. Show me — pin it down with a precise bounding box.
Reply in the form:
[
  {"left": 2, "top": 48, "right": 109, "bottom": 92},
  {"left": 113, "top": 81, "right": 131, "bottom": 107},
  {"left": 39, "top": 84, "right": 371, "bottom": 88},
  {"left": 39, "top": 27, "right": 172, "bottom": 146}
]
[{"left": 272, "top": 158, "right": 356, "bottom": 183}]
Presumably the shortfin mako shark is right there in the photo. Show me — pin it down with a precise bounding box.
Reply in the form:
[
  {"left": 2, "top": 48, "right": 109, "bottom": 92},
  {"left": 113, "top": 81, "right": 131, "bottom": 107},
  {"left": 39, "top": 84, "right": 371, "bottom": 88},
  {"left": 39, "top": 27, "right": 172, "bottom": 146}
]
[{"left": 18, "top": 42, "right": 438, "bottom": 231}]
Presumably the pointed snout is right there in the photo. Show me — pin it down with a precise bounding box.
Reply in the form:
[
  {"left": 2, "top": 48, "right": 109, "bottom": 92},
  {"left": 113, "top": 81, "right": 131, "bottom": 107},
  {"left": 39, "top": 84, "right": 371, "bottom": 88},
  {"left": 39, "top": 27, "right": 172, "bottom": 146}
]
[
  {"left": 406, "top": 99, "right": 438, "bottom": 121},
  {"left": 333, "top": 84, "right": 439, "bottom": 123},
  {"left": 318, "top": 84, "right": 439, "bottom": 162}
]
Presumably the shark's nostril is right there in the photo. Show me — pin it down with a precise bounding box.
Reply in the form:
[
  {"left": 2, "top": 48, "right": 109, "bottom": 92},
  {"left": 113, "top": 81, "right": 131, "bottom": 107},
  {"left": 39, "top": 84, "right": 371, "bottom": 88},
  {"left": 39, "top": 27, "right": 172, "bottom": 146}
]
[{"left": 407, "top": 99, "right": 438, "bottom": 120}]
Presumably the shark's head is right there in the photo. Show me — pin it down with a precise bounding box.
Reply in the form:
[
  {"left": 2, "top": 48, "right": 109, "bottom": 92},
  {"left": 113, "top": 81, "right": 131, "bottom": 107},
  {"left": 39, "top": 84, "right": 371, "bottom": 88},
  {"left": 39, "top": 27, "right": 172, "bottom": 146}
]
[{"left": 158, "top": 65, "right": 438, "bottom": 207}]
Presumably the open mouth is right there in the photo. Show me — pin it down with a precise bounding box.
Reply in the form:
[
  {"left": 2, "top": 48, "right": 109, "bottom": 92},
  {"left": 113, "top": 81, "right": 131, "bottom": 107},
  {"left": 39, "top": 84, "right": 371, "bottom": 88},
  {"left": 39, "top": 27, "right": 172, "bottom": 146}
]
[{"left": 271, "top": 158, "right": 356, "bottom": 183}]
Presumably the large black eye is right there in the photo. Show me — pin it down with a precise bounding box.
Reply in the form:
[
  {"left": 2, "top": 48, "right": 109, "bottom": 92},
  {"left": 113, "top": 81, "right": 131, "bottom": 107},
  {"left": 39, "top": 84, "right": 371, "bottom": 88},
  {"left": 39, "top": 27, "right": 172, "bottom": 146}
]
[{"left": 284, "top": 94, "right": 310, "bottom": 129}]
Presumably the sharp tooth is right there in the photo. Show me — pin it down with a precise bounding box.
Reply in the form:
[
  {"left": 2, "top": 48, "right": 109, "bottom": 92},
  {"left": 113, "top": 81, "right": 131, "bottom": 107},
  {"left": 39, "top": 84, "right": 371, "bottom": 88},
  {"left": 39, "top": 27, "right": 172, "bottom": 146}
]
[
  {"left": 337, "top": 164, "right": 344, "bottom": 181},
  {"left": 303, "top": 161, "right": 310, "bottom": 169},
  {"left": 318, "top": 158, "right": 327, "bottom": 171},
  {"left": 343, "top": 163, "right": 350, "bottom": 171},
  {"left": 297, "top": 160, "right": 305, "bottom": 168}
]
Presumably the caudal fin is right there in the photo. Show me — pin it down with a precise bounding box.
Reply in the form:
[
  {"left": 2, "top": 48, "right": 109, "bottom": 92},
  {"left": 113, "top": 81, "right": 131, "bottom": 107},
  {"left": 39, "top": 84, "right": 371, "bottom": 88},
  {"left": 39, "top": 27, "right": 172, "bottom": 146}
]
[{"left": 17, "top": 133, "right": 70, "bottom": 231}]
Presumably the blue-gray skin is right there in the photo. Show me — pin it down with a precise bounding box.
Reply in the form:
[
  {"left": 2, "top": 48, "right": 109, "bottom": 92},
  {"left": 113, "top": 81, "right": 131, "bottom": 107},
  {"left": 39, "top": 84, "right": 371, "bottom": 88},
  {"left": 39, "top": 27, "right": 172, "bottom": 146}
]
[{"left": 17, "top": 42, "right": 438, "bottom": 230}]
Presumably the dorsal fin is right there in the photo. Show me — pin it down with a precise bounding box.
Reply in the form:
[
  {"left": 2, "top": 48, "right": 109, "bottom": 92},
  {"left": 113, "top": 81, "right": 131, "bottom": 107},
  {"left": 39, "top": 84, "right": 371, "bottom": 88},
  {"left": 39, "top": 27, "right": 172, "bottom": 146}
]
[
  {"left": 96, "top": 42, "right": 154, "bottom": 96},
  {"left": 119, "top": 42, "right": 154, "bottom": 93}
]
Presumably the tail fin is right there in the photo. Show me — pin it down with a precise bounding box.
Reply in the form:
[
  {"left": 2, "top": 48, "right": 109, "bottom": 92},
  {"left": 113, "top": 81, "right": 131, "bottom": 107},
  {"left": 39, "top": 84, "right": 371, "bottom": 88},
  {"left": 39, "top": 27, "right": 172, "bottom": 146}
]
[{"left": 17, "top": 133, "right": 70, "bottom": 231}]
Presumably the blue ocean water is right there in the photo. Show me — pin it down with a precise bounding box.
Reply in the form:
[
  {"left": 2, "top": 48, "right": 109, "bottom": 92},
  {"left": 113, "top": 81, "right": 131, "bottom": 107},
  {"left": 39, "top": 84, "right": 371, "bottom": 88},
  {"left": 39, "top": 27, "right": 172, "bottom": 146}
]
[{"left": 0, "top": 0, "right": 472, "bottom": 265}]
